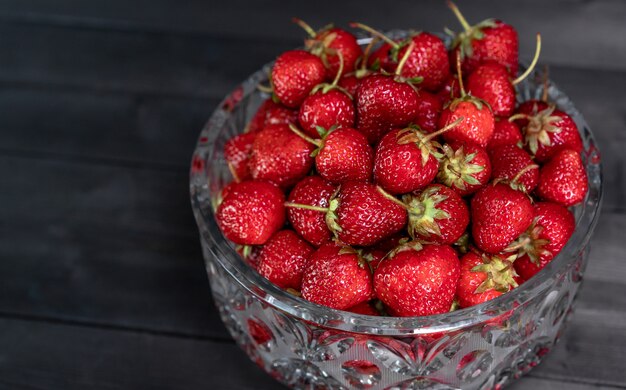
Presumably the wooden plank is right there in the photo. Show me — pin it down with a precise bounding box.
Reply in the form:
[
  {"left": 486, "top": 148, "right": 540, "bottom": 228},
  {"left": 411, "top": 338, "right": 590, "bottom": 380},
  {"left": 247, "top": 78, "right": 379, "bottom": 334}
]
[
  {"left": 0, "top": 317, "right": 281, "bottom": 390},
  {"left": 0, "top": 87, "right": 217, "bottom": 167},
  {"left": 1, "top": 0, "right": 626, "bottom": 71},
  {"left": 0, "top": 21, "right": 292, "bottom": 98},
  {"left": 0, "top": 155, "right": 229, "bottom": 340}
]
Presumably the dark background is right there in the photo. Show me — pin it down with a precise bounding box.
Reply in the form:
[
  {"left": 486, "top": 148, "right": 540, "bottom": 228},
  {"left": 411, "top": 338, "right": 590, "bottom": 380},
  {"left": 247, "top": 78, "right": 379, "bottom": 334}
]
[{"left": 1, "top": 1, "right": 625, "bottom": 389}]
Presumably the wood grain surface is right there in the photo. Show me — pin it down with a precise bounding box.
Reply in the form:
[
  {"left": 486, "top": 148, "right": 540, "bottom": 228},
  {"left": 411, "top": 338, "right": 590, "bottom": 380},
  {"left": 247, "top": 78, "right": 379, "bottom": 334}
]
[{"left": 0, "top": 1, "right": 624, "bottom": 389}]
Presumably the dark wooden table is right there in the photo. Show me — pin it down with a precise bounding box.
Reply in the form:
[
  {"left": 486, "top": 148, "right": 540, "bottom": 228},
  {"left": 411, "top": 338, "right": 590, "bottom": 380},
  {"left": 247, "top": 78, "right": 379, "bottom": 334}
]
[{"left": 1, "top": 1, "right": 625, "bottom": 389}]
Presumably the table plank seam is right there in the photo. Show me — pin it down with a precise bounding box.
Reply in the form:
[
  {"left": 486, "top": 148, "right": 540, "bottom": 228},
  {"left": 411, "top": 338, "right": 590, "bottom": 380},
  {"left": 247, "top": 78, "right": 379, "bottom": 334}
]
[{"left": 0, "top": 311, "right": 235, "bottom": 344}]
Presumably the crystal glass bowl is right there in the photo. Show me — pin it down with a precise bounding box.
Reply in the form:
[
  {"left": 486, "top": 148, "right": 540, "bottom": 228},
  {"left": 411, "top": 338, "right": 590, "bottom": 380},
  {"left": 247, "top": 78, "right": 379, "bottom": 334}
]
[{"left": 190, "top": 34, "right": 602, "bottom": 389}]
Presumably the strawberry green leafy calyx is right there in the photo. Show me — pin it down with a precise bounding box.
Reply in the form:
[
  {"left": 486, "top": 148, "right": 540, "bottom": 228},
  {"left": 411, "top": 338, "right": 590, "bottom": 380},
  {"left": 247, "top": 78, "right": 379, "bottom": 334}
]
[
  {"left": 471, "top": 254, "right": 519, "bottom": 294},
  {"left": 325, "top": 195, "right": 343, "bottom": 238},
  {"left": 504, "top": 218, "right": 550, "bottom": 265},
  {"left": 510, "top": 104, "right": 563, "bottom": 155},
  {"left": 437, "top": 144, "right": 485, "bottom": 191},
  {"left": 403, "top": 188, "right": 450, "bottom": 239}
]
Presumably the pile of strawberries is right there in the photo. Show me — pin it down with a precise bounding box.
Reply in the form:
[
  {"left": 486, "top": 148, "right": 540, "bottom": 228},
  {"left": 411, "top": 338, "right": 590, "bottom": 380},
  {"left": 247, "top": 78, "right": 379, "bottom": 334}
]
[{"left": 214, "top": 2, "right": 588, "bottom": 317}]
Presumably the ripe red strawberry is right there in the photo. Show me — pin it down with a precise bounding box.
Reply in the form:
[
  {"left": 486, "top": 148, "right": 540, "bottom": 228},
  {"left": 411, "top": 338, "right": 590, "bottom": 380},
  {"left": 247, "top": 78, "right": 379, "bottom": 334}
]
[
  {"left": 216, "top": 180, "right": 285, "bottom": 245},
  {"left": 338, "top": 74, "right": 361, "bottom": 97},
  {"left": 456, "top": 252, "right": 518, "bottom": 308},
  {"left": 247, "top": 99, "right": 298, "bottom": 134},
  {"left": 437, "top": 74, "right": 462, "bottom": 104},
  {"left": 347, "top": 301, "right": 380, "bottom": 316},
  {"left": 403, "top": 184, "right": 469, "bottom": 245},
  {"left": 286, "top": 176, "right": 335, "bottom": 246},
  {"left": 298, "top": 89, "right": 355, "bottom": 138},
  {"left": 367, "top": 41, "right": 396, "bottom": 72},
  {"left": 513, "top": 103, "right": 583, "bottom": 163},
  {"left": 512, "top": 202, "right": 576, "bottom": 281},
  {"left": 490, "top": 144, "right": 539, "bottom": 192},
  {"left": 471, "top": 183, "right": 534, "bottom": 253},
  {"left": 355, "top": 73, "right": 419, "bottom": 144},
  {"left": 248, "top": 124, "right": 315, "bottom": 188},
  {"left": 437, "top": 142, "right": 491, "bottom": 196},
  {"left": 414, "top": 90, "right": 443, "bottom": 133},
  {"left": 361, "top": 248, "right": 388, "bottom": 272},
  {"left": 294, "top": 19, "right": 363, "bottom": 79},
  {"left": 327, "top": 181, "right": 407, "bottom": 246},
  {"left": 447, "top": 2, "right": 519, "bottom": 76},
  {"left": 301, "top": 242, "right": 374, "bottom": 310},
  {"left": 536, "top": 149, "right": 588, "bottom": 206},
  {"left": 487, "top": 117, "right": 523, "bottom": 152},
  {"left": 440, "top": 97, "right": 495, "bottom": 148},
  {"left": 394, "top": 32, "right": 450, "bottom": 91},
  {"left": 374, "top": 242, "right": 460, "bottom": 316},
  {"left": 272, "top": 50, "right": 327, "bottom": 108},
  {"left": 373, "top": 127, "right": 440, "bottom": 194},
  {"left": 236, "top": 245, "right": 262, "bottom": 270},
  {"left": 466, "top": 62, "right": 515, "bottom": 117},
  {"left": 257, "top": 229, "right": 314, "bottom": 290},
  {"left": 224, "top": 132, "right": 256, "bottom": 181},
  {"left": 351, "top": 24, "right": 450, "bottom": 91},
  {"left": 290, "top": 125, "right": 373, "bottom": 184}
]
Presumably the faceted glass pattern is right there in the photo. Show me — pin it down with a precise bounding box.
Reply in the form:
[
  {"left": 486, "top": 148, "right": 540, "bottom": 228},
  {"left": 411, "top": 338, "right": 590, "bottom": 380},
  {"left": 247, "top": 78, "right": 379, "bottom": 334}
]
[{"left": 190, "top": 33, "right": 602, "bottom": 389}]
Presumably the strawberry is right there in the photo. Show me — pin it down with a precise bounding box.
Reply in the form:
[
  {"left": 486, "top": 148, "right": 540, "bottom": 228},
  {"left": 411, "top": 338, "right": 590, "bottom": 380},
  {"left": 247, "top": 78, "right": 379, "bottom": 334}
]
[
  {"left": 536, "top": 149, "right": 588, "bottom": 206},
  {"left": 224, "top": 132, "right": 256, "bottom": 182},
  {"left": 294, "top": 19, "right": 362, "bottom": 79},
  {"left": 466, "top": 34, "right": 541, "bottom": 117},
  {"left": 471, "top": 183, "right": 534, "bottom": 253},
  {"left": 367, "top": 41, "right": 396, "bottom": 72},
  {"left": 456, "top": 252, "right": 518, "bottom": 308},
  {"left": 301, "top": 242, "right": 374, "bottom": 310},
  {"left": 361, "top": 248, "right": 388, "bottom": 272},
  {"left": 373, "top": 127, "right": 440, "bottom": 195},
  {"left": 374, "top": 242, "right": 460, "bottom": 316},
  {"left": 352, "top": 24, "right": 450, "bottom": 91},
  {"left": 248, "top": 124, "right": 315, "bottom": 188},
  {"left": 447, "top": 2, "right": 519, "bottom": 77},
  {"left": 298, "top": 89, "right": 355, "bottom": 138},
  {"left": 216, "top": 180, "right": 285, "bottom": 245},
  {"left": 437, "top": 142, "right": 491, "bottom": 196},
  {"left": 247, "top": 99, "right": 298, "bottom": 134},
  {"left": 290, "top": 125, "right": 373, "bottom": 184},
  {"left": 271, "top": 50, "right": 327, "bottom": 108},
  {"left": 355, "top": 73, "right": 419, "bottom": 144},
  {"left": 437, "top": 74, "right": 462, "bottom": 104},
  {"left": 414, "top": 90, "right": 443, "bottom": 133},
  {"left": 257, "top": 229, "right": 314, "bottom": 290},
  {"left": 286, "top": 176, "right": 335, "bottom": 246},
  {"left": 511, "top": 202, "right": 576, "bottom": 281},
  {"left": 347, "top": 301, "right": 380, "bottom": 316},
  {"left": 490, "top": 144, "right": 539, "bottom": 192},
  {"left": 466, "top": 62, "right": 515, "bottom": 117},
  {"left": 328, "top": 182, "right": 407, "bottom": 246},
  {"left": 487, "top": 117, "right": 523, "bottom": 152},
  {"left": 403, "top": 184, "right": 469, "bottom": 245},
  {"left": 513, "top": 103, "right": 583, "bottom": 163},
  {"left": 338, "top": 74, "right": 361, "bottom": 97},
  {"left": 439, "top": 58, "right": 495, "bottom": 148},
  {"left": 236, "top": 245, "right": 262, "bottom": 270}
]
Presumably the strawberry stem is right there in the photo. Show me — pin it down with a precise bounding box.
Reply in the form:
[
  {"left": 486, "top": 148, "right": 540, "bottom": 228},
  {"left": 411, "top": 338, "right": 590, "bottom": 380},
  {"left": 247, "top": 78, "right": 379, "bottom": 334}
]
[
  {"left": 330, "top": 51, "right": 344, "bottom": 88},
  {"left": 376, "top": 186, "right": 410, "bottom": 210},
  {"left": 447, "top": 1, "right": 472, "bottom": 33},
  {"left": 227, "top": 162, "right": 241, "bottom": 183},
  {"left": 508, "top": 113, "right": 528, "bottom": 122},
  {"left": 395, "top": 40, "right": 415, "bottom": 76},
  {"left": 541, "top": 65, "right": 550, "bottom": 102},
  {"left": 511, "top": 164, "right": 539, "bottom": 185},
  {"left": 422, "top": 117, "right": 464, "bottom": 143},
  {"left": 350, "top": 22, "right": 399, "bottom": 48},
  {"left": 512, "top": 33, "right": 542, "bottom": 86},
  {"left": 288, "top": 123, "right": 322, "bottom": 147},
  {"left": 284, "top": 202, "right": 329, "bottom": 212},
  {"left": 292, "top": 17, "right": 317, "bottom": 38},
  {"left": 256, "top": 83, "right": 273, "bottom": 93},
  {"left": 456, "top": 54, "right": 466, "bottom": 96}
]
